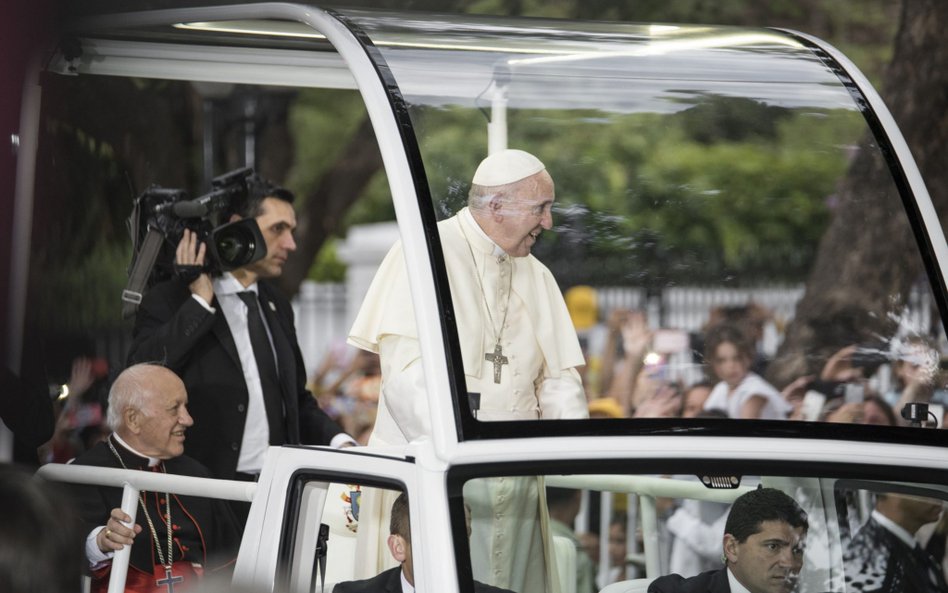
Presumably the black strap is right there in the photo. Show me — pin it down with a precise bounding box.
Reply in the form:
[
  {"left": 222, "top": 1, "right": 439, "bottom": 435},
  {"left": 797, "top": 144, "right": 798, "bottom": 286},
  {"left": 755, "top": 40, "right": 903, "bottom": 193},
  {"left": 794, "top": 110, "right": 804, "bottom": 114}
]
[
  {"left": 122, "top": 229, "right": 164, "bottom": 319},
  {"left": 312, "top": 523, "right": 329, "bottom": 593},
  {"left": 237, "top": 291, "right": 285, "bottom": 445}
]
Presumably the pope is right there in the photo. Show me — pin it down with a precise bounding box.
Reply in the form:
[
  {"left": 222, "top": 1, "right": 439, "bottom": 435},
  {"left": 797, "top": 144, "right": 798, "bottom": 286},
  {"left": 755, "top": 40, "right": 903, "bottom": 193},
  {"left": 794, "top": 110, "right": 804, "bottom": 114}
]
[{"left": 349, "top": 149, "right": 588, "bottom": 593}]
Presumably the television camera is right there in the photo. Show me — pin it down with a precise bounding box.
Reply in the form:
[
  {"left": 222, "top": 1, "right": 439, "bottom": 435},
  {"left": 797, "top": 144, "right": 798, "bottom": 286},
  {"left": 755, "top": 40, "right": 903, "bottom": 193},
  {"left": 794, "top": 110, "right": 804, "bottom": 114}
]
[{"left": 122, "top": 167, "right": 267, "bottom": 318}]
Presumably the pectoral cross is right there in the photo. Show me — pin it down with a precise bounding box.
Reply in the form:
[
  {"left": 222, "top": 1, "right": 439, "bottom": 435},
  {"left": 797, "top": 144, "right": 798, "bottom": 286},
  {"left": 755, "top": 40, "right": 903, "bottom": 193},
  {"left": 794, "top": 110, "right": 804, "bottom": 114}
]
[
  {"left": 484, "top": 343, "right": 509, "bottom": 384},
  {"left": 156, "top": 567, "right": 184, "bottom": 593}
]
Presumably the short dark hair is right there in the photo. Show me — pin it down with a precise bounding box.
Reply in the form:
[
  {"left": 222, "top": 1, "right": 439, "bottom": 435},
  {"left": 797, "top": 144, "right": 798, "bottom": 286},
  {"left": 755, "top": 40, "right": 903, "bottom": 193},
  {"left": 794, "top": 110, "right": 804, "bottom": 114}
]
[
  {"left": 704, "top": 323, "right": 755, "bottom": 364},
  {"left": 222, "top": 174, "right": 295, "bottom": 220},
  {"left": 863, "top": 394, "right": 897, "bottom": 426},
  {"left": 390, "top": 491, "right": 410, "bottom": 543},
  {"left": 546, "top": 486, "right": 579, "bottom": 507},
  {"left": 724, "top": 487, "right": 808, "bottom": 543}
]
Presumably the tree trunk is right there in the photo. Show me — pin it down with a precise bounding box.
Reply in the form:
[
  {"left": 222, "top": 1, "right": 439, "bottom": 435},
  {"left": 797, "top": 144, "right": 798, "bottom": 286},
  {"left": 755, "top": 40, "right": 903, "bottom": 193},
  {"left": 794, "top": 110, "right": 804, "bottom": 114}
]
[
  {"left": 277, "top": 115, "right": 383, "bottom": 296},
  {"left": 883, "top": 0, "right": 948, "bottom": 221},
  {"left": 768, "top": 0, "right": 948, "bottom": 387}
]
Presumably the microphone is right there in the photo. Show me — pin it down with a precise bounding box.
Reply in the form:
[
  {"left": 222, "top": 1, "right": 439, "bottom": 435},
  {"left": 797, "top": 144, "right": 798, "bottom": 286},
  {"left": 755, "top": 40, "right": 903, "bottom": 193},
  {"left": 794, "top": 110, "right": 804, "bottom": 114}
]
[
  {"left": 170, "top": 200, "right": 208, "bottom": 218},
  {"left": 155, "top": 187, "right": 230, "bottom": 218}
]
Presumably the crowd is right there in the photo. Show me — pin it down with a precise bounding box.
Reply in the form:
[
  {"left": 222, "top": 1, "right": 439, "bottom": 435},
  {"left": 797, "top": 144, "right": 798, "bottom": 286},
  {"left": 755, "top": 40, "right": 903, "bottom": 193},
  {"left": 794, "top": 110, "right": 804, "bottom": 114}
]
[{"left": 571, "top": 296, "right": 947, "bottom": 429}]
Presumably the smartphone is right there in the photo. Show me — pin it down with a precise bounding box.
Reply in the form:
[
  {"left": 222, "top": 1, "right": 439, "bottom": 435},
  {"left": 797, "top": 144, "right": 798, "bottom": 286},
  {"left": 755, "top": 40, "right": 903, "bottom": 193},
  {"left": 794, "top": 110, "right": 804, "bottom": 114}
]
[
  {"left": 800, "top": 391, "right": 827, "bottom": 422},
  {"left": 806, "top": 380, "right": 846, "bottom": 399},
  {"left": 850, "top": 343, "right": 890, "bottom": 369},
  {"left": 652, "top": 329, "right": 689, "bottom": 354},
  {"left": 844, "top": 383, "right": 865, "bottom": 404}
]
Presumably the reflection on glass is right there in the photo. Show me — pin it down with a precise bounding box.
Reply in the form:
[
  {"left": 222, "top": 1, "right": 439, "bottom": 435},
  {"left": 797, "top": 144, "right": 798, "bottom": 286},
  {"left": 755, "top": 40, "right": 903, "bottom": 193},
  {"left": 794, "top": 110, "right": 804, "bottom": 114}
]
[
  {"left": 459, "top": 473, "right": 948, "bottom": 593},
  {"left": 837, "top": 484, "right": 948, "bottom": 593},
  {"left": 353, "top": 13, "right": 947, "bottom": 426}
]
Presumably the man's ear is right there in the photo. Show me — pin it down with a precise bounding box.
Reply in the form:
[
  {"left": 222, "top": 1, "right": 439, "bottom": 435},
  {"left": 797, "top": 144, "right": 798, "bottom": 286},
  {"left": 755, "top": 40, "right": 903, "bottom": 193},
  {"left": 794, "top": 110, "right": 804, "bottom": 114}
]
[
  {"left": 723, "top": 533, "right": 739, "bottom": 565},
  {"left": 387, "top": 534, "right": 408, "bottom": 563},
  {"left": 124, "top": 407, "right": 142, "bottom": 434},
  {"left": 488, "top": 194, "right": 505, "bottom": 220}
]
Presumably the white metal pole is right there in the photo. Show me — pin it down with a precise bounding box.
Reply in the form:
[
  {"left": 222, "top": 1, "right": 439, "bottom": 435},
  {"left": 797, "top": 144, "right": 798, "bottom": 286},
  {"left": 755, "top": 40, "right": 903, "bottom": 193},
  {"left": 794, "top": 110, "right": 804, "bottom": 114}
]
[
  {"left": 639, "top": 495, "right": 660, "bottom": 578},
  {"left": 107, "top": 483, "right": 140, "bottom": 593},
  {"left": 487, "top": 83, "right": 508, "bottom": 155},
  {"left": 576, "top": 488, "right": 590, "bottom": 533},
  {"left": 627, "top": 493, "right": 638, "bottom": 578},
  {"left": 598, "top": 490, "right": 613, "bottom": 586}
]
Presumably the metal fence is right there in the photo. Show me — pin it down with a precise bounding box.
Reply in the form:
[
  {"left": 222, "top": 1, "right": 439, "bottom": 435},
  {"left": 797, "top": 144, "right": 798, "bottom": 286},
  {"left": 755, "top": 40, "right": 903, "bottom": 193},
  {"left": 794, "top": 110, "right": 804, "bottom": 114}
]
[
  {"left": 292, "top": 282, "right": 813, "bottom": 380},
  {"left": 94, "top": 281, "right": 934, "bottom": 387}
]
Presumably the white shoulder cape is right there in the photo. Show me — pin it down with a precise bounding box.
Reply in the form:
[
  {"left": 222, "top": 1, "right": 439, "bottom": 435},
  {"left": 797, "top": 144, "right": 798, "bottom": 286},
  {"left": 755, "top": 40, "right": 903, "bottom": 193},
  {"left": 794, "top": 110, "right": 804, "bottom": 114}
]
[{"left": 348, "top": 209, "right": 584, "bottom": 377}]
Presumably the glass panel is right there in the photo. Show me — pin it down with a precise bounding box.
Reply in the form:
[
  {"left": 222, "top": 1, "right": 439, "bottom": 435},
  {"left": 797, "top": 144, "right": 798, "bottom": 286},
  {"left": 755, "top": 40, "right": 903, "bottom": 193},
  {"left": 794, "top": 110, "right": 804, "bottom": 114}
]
[
  {"left": 835, "top": 482, "right": 948, "bottom": 593},
  {"left": 29, "top": 39, "right": 396, "bottom": 465},
  {"left": 285, "top": 477, "right": 406, "bottom": 592},
  {"left": 346, "top": 12, "right": 947, "bottom": 431},
  {"left": 456, "top": 469, "right": 948, "bottom": 593}
]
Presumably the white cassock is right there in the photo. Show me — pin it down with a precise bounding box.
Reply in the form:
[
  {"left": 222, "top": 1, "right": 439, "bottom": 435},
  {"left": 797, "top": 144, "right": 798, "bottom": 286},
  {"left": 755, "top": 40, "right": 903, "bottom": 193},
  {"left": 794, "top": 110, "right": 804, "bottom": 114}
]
[{"left": 349, "top": 207, "right": 587, "bottom": 593}]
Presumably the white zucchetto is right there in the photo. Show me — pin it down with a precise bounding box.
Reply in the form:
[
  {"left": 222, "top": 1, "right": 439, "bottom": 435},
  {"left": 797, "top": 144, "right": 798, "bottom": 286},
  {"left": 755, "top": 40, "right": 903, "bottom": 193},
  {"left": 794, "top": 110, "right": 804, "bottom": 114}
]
[{"left": 471, "top": 149, "right": 546, "bottom": 187}]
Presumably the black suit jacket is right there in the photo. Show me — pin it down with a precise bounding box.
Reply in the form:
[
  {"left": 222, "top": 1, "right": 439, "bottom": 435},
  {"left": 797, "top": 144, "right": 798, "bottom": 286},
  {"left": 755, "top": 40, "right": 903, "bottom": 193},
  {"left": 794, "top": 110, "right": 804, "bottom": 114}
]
[
  {"left": 844, "top": 515, "right": 947, "bottom": 593},
  {"left": 128, "top": 278, "right": 344, "bottom": 479},
  {"left": 70, "top": 437, "right": 239, "bottom": 577},
  {"left": 332, "top": 566, "right": 516, "bottom": 593},
  {"left": 648, "top": 568, "right": 731, "bottom": 593}
]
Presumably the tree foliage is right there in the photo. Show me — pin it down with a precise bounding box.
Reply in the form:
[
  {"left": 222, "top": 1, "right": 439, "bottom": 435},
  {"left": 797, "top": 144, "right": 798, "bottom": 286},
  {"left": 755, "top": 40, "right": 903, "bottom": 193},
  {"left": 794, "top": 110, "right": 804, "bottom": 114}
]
[{"left": 27, "top": 0, "right": 909, "bottom": 335}]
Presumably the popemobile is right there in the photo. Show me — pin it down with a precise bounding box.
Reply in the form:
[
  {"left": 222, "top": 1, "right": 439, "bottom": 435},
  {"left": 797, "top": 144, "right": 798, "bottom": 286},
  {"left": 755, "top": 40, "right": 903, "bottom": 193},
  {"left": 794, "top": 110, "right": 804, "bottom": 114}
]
[{"left": 16, "top": 3, "right": 948, "bottom": 593}]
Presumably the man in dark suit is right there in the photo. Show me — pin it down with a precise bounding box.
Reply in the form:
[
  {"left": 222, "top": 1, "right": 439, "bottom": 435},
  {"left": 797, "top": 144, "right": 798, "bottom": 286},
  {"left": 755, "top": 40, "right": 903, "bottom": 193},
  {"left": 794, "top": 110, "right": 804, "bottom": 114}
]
[
  {"left": 128, "top": 178, "right": 351, "bottom": 484},
  {"left": 333, "top": 492, "right": 514, "bottom": 593},
  {"left": 648, "top": 488, "right": 808, "bottom": 593},
  {"left": 71, "top": 364, "right": 239, "bottom": 592},
  {"left": 843, "top": 492, "right": 947, "bottom": 593}
]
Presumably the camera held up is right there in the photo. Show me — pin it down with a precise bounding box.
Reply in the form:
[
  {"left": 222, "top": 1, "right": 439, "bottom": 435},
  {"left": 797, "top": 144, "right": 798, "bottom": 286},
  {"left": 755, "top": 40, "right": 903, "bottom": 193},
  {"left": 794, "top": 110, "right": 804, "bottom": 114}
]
[{"left": 122, "top": 167, "right": 267, "bottom": 318}]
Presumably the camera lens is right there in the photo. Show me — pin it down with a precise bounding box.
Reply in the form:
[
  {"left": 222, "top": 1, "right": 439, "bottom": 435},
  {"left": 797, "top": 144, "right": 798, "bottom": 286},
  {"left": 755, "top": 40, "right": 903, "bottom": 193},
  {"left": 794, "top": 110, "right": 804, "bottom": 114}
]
[
  {"left": 208, "top": 218, "right": 266, "bottom": 272},
  {"left": 215, "top": 225, "right": 257, "bottom": 268}
]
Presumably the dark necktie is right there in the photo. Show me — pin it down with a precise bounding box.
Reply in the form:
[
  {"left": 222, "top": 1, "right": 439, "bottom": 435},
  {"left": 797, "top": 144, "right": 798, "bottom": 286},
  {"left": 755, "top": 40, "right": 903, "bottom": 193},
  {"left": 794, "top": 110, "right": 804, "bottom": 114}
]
[{"left": 237, "top": 291, "right": 285, "bottom": 445}]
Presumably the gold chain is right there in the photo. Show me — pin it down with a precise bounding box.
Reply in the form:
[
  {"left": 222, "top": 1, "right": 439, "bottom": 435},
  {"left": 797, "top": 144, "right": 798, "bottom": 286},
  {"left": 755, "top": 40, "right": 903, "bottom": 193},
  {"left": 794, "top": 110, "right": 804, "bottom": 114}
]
[{"left": 108, "top": 437, "right": 174, "bottom": 569}]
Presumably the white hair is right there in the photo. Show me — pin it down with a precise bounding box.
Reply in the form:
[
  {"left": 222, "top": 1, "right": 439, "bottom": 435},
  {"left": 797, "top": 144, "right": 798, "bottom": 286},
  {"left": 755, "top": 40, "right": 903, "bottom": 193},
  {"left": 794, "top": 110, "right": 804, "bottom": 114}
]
[
  {"left": 468, "top": 183, "right": 505, "bottom": 211},
  {"left": 106, "top": 364, "right": 162, "bottom": 431},
  {"left": 468, "top": 171, "right": 550, "bottom": 213}
]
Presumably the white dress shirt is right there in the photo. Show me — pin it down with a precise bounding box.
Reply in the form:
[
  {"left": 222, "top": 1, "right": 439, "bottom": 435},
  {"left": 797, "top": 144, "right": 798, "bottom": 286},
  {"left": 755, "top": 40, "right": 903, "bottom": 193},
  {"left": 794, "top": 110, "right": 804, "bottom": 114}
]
[
  {"left": 196, "top": 274, "right": 353, "bottom": 471},
  {"left": 208, "top": 273, "right": 275, "bottom": 474},
  {"left": 727, "top": 567, "right": 753, "bottom": 593},
  {"left": 400, "top": 569, "right": 414, "bottom": 593}
]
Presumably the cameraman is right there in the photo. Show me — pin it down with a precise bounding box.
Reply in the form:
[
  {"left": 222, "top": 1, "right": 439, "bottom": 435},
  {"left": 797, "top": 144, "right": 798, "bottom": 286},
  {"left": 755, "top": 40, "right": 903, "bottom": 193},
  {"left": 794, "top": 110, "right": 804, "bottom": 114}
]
[{"left": 127, "top": 178, "right": 353, "bottom": 494}]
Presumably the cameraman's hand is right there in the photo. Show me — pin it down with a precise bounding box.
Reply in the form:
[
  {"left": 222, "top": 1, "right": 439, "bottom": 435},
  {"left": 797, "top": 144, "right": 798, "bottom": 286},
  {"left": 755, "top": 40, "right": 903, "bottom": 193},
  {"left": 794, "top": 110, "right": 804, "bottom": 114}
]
[{"left": 176, "top": 230, "right": 213, "bottom": 303}]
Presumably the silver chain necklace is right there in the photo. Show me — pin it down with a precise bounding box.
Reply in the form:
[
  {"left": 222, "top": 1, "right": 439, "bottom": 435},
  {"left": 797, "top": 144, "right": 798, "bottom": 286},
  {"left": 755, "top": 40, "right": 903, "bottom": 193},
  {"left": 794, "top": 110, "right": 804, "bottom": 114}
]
[
  {"left": 107, "top": 437, "right": 174, "bottom": 569},
  {"left": 462, "top": 220, "right": 513, "bottom": 384}
]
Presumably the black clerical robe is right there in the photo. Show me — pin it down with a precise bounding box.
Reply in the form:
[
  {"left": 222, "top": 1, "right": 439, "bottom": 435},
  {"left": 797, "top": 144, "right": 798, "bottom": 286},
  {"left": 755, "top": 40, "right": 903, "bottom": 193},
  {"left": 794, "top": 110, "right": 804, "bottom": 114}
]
[{"left": 71, "top": 436, "right": 239, "bottom": 591}]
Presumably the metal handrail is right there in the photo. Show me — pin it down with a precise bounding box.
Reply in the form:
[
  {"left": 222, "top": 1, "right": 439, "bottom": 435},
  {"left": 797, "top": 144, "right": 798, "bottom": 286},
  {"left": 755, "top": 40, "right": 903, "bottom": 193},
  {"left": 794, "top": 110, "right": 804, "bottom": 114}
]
[{"left": 37, "top": 463, "right": 255, "bottom": 593}]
